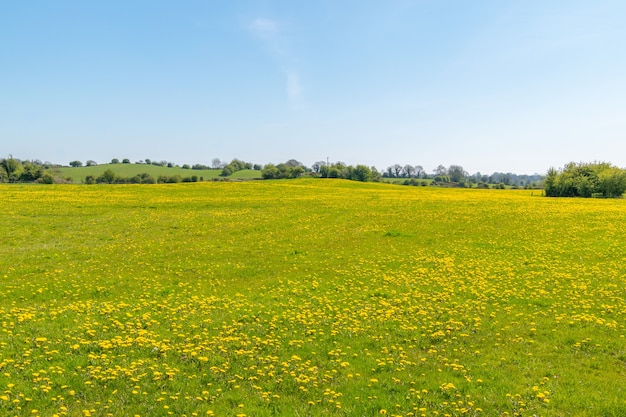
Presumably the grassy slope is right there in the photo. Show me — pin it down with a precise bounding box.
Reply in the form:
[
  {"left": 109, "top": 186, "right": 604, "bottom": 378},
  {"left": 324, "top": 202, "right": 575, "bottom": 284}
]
[
  {"left": 53, "top": 163, "right": 262, "bottom": 182},
  {"left": 1, "top": 180, "right": 625, "bottom": 416}
]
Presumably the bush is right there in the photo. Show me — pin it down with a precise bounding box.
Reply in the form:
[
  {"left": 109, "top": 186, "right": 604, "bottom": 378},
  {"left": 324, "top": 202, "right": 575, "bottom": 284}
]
[
  {"left": 545, "top": 162, "right": 626, "bottom": 198},
  {"left": 38, "top": 173, "right": 55, "bottom": 184}
]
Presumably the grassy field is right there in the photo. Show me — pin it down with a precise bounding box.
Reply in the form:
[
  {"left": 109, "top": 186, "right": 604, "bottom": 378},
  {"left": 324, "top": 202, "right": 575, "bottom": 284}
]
[
  {"left": 53, "top": 164, "right": 262, "bottom": 183},
  {"left": 1, "top": 179, "right": 625, "bottom": 416}
]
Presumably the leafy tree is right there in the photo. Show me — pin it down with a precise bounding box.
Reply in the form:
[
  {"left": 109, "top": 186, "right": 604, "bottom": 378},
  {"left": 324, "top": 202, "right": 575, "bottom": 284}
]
[
  {"left": 98, "top": 169, "right": 117, "bottom": 184},
  {"left": 69, "top": 160, "right": 83, "bottom": 167},
  {"left": 111, "top": 158, "right": 120, "bottom": 164},
  {"left": 19, "top": 162, "right": 43, "bottom": 182},
  {"left": 392, "top": 164, "right": 403, "bottom": 178},
  {"left": 352, "top": 165, "right": 373, "bottom": 182},
  {"left": 312, "top": 161, "right": 325, "bottom": 173},
  {"left": 86, "top": 160, "right": 97, "bottom": 166},
  {"left": 262, "top": 163, "right": 280, "bottom": 179},
  {"left": 38, "top": 173, "right": 54, "bottom": 184},
  {"left": 597, "top": 167, "right": 626, "bottom": 198},
  {"left": 292, "top": 166, "right": 305, "bottom": 177},
  {"left": 122, "top": 158, "right": 131, "bottom": 164},
  {"left": 403, "top": 165, "right": 415, "bottom": 178},
  {"left": 434, "top": 164, "right": 447, "bottom": 176},
  {"left": 1, "top": 156, "right": 22, "bottom": 182},
  {"left": 212, "top": 158, "right": 222, "bottom": 169},
  {"left": 447, "top": 165, "right": 466, "bottom": 182},
  {"left": 414, "top": 165, "right": 424, "bottom": 179},
  {"left": 371, "top": 166, "right": 382, "bottom": 182},
  {"left": 220, "top": 165, "right": 234, "bottom": 176}
]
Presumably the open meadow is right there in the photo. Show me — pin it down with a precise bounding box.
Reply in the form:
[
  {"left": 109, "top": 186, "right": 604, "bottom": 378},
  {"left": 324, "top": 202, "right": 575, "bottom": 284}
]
[{"left": 1, "top": 179, "right": 625, "bottom": 416}]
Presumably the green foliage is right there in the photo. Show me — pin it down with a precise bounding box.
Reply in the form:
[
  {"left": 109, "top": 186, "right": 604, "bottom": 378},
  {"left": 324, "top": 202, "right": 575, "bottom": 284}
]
[
  {"left": 262, "top": 161, "right": 306, "bottom": 179},
  {"left": 37, "top": 172, "right": 55, "bottom": 184},
  {"left": 261, "top": 163, "right": 279, "bottom": 179},
  {"left": 19, "top": 162, "right": 44, "bottom": 182},
  {"left": 98, "top": 169, "right": 117, "bottom": 184},
  {"left": 545, "top": 162, "right": 626, "bottom": 198},
  {"left": 69, "top": 160, "right": 83, "bottom": 167},
  {"left": 447, "top": 165, "right": 467, "bottom": 182},
  {"left": 351, "top": 164, "right": 373, "bottom": 182},
  {"left": 1, "top": 155, "right": 22, "bottom": 182},
  {"left": 221, "top": 159, "right": 254, "bottom": 176}
]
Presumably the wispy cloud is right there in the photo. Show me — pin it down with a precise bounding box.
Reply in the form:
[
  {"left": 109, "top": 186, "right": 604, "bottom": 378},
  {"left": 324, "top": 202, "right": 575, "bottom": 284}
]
[
  {"left": 249, "top": 18, "right": 279, "bottom": 40},
  {"left": 286, "top": 70, "right": 302, "bottom": 102},
  {"left": 247, "top": 16, "right": 304, "bottom": 106}
]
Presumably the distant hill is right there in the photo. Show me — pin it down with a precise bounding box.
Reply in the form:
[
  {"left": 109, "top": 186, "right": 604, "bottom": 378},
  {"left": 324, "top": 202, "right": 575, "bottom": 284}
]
[{"left": 53, "top": 163, "right": 262, "bottom": 183}]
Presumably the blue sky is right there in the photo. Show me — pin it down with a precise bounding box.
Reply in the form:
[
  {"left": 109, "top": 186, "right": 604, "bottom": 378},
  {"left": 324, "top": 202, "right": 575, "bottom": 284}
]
[{"left": 2, "top": 1, "right": 626, "bottom": 174}]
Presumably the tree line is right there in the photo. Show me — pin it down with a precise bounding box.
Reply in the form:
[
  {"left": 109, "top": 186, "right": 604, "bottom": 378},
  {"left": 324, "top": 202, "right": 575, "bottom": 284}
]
[
  {"left": 0, "top": 156, "right": 58, "bottom": 183},
  {"left": 544, "top": 162, "right": 626, "bottom": 198},
  {"left": 8, "top": 154, "right": 626, "bottom": 197}
]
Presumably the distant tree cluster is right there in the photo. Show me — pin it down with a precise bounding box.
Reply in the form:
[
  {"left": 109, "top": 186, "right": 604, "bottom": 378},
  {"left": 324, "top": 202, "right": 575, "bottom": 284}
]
[
  {"left": 544, "top": 162, "right": 626, "bottom": 198},
  {"left": 221, "top": 159, "right": 255, "bottom": 176},
  {"left": 316, "top": 162, "right": 382, "bottom": 182},
  {"left": 0, "top": 156, "right": 56, "bottom": 183},
  {"left": 85, "top": 170, "right": 201, "bottom": 184},
  {"left": 262, "top": 160, "right": 307, "bottom": 179},
  {"left": 383, "top": 164, "right": 426, "bottom": 179},
  {"left": 382, "top": 162, "right": 543, "bottom": 189}
]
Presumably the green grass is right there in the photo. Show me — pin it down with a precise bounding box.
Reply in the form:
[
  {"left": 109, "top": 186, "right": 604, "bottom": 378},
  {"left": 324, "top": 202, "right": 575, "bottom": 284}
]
[
  {"left": 53, "top": 163, "right": 262, "bottom": 182},
  {"left": 1, "top": 179, "right": 625, "bottom": 416}
]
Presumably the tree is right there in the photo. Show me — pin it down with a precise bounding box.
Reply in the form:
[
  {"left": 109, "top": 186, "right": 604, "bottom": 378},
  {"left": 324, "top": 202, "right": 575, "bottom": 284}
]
[
  {"left": 212, "top": 158, "right": 222, "bottom": 169},
  {"left": 111, "top": 158, "right": 120, "bottom": 164},
  {"left": 414, "top": 165, "right": 424, "bottom": 179},
  {"left": 285, "top": 159, "right": 303, "bottom": 167},
  {"left": 312, "top": 161, "right": 325, "bottom": 173},
  {"left": 98, "top": 169, "right": 117, "bottom": 184},
  {"left": 292, "top": 166, "right": 305, "bottom": 177},
  {"left": 86, "top": 160, "right": 97, "bottom": 166},
  {"left": 392, "top": 164, "right": 403, "bottom": 178},
  {"left": 403, "top": 165, "right": 415, "bottom": 178},
  {"left": 434, "top": 165, "right": 447, "bottom": 176},
  {"left": 19, "top": 162, "right": 43, "bottom": 182},
  {"left": 352, "top": 165, "right": 373, "bottom": 182},
  {"left": 447, "top": 165, "right": 466, "bottom": 182},
  {"left": 371, "top": 166, "right": 382, "bottom": 182},
  {"left": 220, "top": 165, "right": 233, "bottom": 176},
  {"left": 122, "top": 158, "right": 131, "bottom": 164},
  {"left": 69, "top": 160, "right": 83, "bottom": 167},
  {"left": 1, "top": 156, "right": 22, "bottom": 182},
  {"left": 597, "top": 167, "right": 626, "bottom": 198},
  {"left": 262, "top": 163, "right": 279, "bottom": 179}
]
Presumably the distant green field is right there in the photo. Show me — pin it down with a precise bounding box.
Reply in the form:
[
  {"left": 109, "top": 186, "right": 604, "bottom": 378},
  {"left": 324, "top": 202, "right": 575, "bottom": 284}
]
[
  {"left": 53, "top": 163, "right": 262, "bottom": 182},
  {"left": 1, "top": 180, "right": 625, "bottom": 416},
  {"left": 382, "top": 178, "right": 433, "bottom": 185}
]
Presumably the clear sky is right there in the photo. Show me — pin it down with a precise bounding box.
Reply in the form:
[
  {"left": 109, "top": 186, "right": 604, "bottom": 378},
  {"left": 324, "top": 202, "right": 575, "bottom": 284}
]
[{"left": 2, "top": 1, "right": 626, "bottom": 175}]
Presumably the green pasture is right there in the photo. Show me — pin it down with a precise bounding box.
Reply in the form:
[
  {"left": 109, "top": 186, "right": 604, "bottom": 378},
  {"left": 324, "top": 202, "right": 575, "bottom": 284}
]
[
  {"left": 1, "top": 180, "right": 624, "bottom": 416},
  {"left": 53, "top": 164, "right": 262, "bottom": 183}
]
